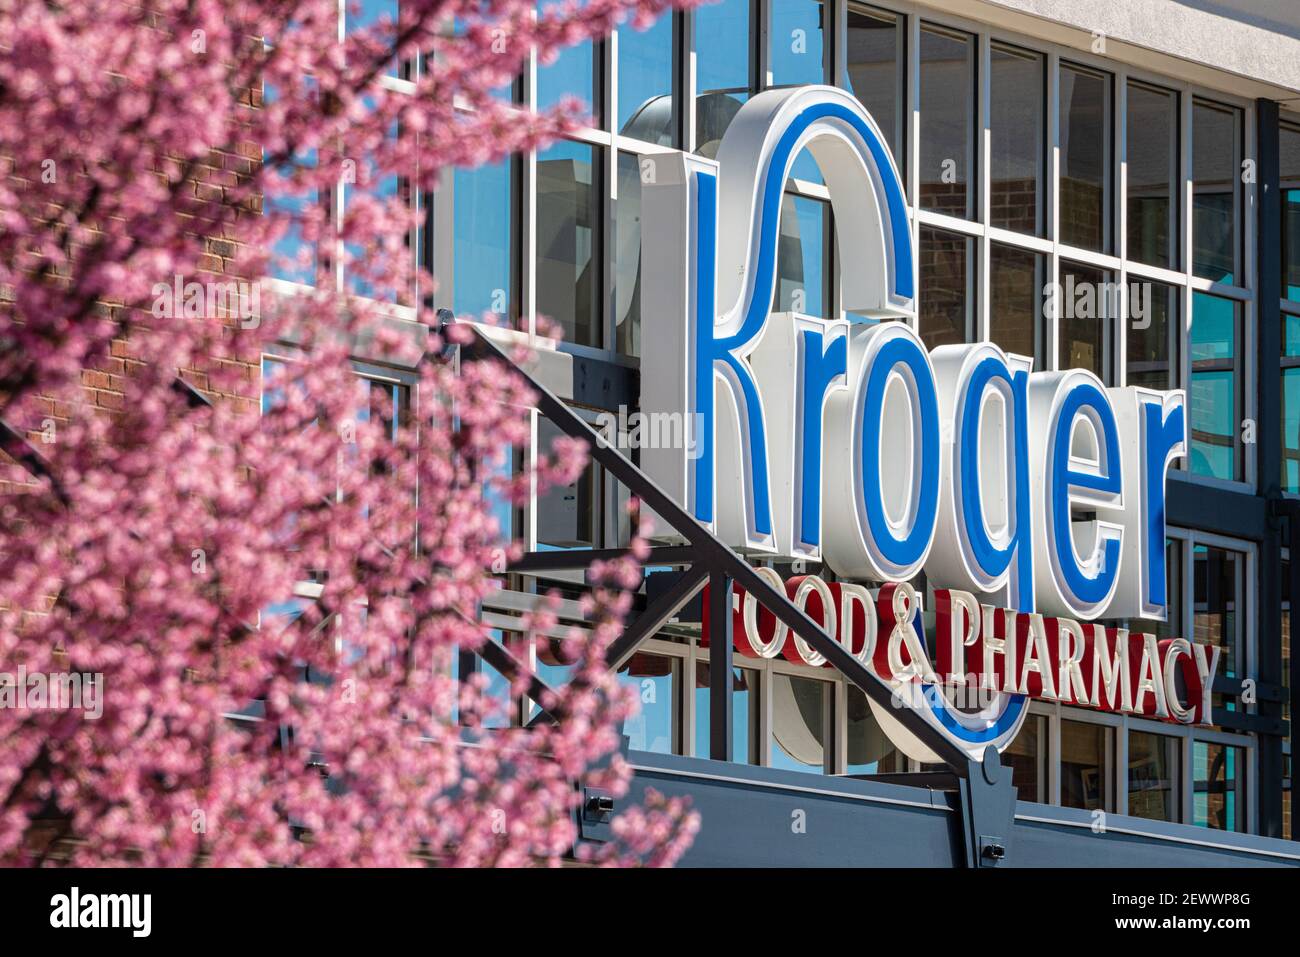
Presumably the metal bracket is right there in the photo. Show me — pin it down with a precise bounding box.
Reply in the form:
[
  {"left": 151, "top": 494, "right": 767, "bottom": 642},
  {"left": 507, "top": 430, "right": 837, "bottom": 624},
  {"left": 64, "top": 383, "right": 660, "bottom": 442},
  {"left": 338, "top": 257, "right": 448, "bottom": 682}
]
[{"left": 958, "top": 750, "right": 1019, "bottom": 868}]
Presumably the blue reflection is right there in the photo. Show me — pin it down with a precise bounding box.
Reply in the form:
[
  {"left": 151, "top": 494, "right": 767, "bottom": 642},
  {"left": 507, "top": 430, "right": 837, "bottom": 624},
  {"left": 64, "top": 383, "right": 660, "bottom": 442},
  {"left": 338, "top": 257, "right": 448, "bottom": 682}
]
[
  {"left": 1190, "top": 292, "right": 1236, "bottom": 361},
  {"left": 344, "top": 170, "right": 400, "bottom": 301},
  {"left": 484, "top": 444, "right": 514, "bottom": 540},
  {"left": 693, "top": 666, "right": 752, "bottom": 762},
  {"left": 770, "top": 0, "right": 826, "bottom": 87},
  {"left": 346, "top": 0, "right": 402, "bottom": 77},
  {"left": 768, "top": 673, "right": 827, "bottom": 774},
  {"left": 261, "top": 356, "right": 288, "bottom": 413},
  {"left": 347, "top": 0, "right": 399, "bottom": 31},
  {"left": 264, "top": 82, "right": 317, "bottom": 286},
  {"left": 537, "top": 0, "right": 594, "bottom": 114},
  {"left": 452, "top": 160, "right": 513, "bottom": 319},
  {"left": 1189, "top": 370, "right": 1235, "bottom": 479},
  {"left": 1286, "top": 189, "right": 1300, "bottom": 300},
  {"left": 1285, "top": 367, "right": 1300, "bottom": 492},
  {"left": 618, "top": 15, "right": 674, "bottom": 144},
  {"left": 695, "top": 0, "right": 750, "bottom": 94},
  {"left": 263, "top": 598, "right": 307, "bottom": 633},
  {"left": 774, "top": 194, "right": 826, "bottom": 317},
  {"left": 619, "top": 655, "right": 676, "bottom": 754},
  {"left": 1189, "top": 292, "right": 1238, "bottom": 481},
  {"left": 788, "top": 147, "right": 824, "bottom": 186}
]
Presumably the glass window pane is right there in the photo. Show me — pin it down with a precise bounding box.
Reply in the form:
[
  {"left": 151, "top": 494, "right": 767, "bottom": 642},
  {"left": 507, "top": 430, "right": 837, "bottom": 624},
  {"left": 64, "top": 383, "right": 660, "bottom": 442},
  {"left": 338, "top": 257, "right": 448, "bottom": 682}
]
[
  {"left": 1060, "top": 719, "right": 1114, "bottom": 811},
  {"left": 697, "top": 94, "right": 748, "bottom": 160},
  {"left": 617, "top": 14, "right": 674, "bottom": 145},
  {"left": 1281, "top": 123, "right": 1300, "bottom": 301},
  {"left": 267, "top": 178, "right": 318, "bottom": 286},
  {"left": 1126, "top": 280, "right": 1178, "bottom": 390},
  {"left": 537, "top": 0, "right": 595, "bottom": 118},
  {"left": 989, "top": 243, "right": 1045, "bottom": 367},
  {"left": 1128, "top": 730, "right": 1181, "bottom": 822},
  {"left": 536, "top": 140, "right": 600, "bottom": 347},
  {"left": 1192, "top": 101, "right": 1241, "bottom": 284},
  {"left": 534, "top": 631, "right": 577, "bottom": 708},
  {"left": 694, "top": 664, "right": 758, "bottom": 763},
  {"left": 695, "top": 0, "right": 750, "bottom": 156},
  {"left": 1126, "top": 82, "right": 1179, "bottom": 270},
  {"left": 264, "top": 82, "right": 318, "bottom": 287},
  {"left": 1190, "top": 370, "right": 1240, "bottom": 480},
  {"left": 347, "top": 0, "right": 399, "bottom": 32},
  {"left": 1004, "top": 713, "right": 1047, "bottom": 803},
  {"left": 845, "top": 6, "right": 904, "bottom": 167},
  {"left": 844, "top": 686, "right": 905, "bottom": 775},
  {"left": 788, "top": 147, "right": 824, "bottom": 186},
  {"left": 1193, "top": 741, "right": 1246, "bottom": 831},
  {"left": 770, "top": 0, "right": 828, "bottom": 87},
  {"left": 1287, "top": 365, "right": 1300, "bottom": 492},
  {"left": 343, "top": 171, "right": 403, "bottom": 303},
  {"left": 450, "top": 160, "right": 515, "bottom": 320},
  {"left": 615, "top": 152, "right": 644, "bottom": 356},
  {"left": 458, "top": 635, "right": 513, "bottom": 729},
  {"left": 919, "top": 226, "right": 972, "bottom": 348},
  {"left": 346, "top": 0, "right": 402, "bottom": 77},
  {"left": 619, "top": 653, "right": 679, "bottom": 754},
  {"left": 536, "top": 417, "right": 597, "bottom": 548},
  {"left": 1194, "top": 544, "right": 1245, "bottom": 716},
  {"left": 1285, "top": 316, "right": 1300, "bottom": 490},
  {"left": 1058, "top": 262, "right": 1113, "bottom": 381},
  {"left": 919, "top": 25, "right": 975, "bottom": 218},
  {"left": 770, "top": 673, "right": 829, "bottom": 774},
  {"left": 773, "top": 194, "right": 828, "bottom": 317},
  {"left": 484, "top": 442, "right": 517, "bottom": 543},
  {"left": 1059, "top": 63, "right": 1112, "bottom": 251},
  {"left": 990, "top": 45, "right": 1044, "bottom": 235},
  {"left": 1189, "top": 292, "right": 1241, "bottom": 481}
]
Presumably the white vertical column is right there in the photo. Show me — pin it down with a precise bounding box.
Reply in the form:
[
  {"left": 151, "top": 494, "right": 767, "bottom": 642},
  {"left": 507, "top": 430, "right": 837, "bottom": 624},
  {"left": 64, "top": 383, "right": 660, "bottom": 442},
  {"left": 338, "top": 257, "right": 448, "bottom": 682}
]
[
  {"left": 1182, "top": 87, "right": 1195, "bottom": 469},
  {"left": 978, "top": 34, "right": 990, "bottom": 345},
  {"left": 906, "top": 14, "right": 921, "bottom": 334},
  {"left": 1116, "top": 68, "right": 1130, "bottom": 387},
  {"left": 605, "top": 30, "right": 618, "bottom": 352},
  {"left": 524, "top": 16, "right": 539, "bottom": 341}
]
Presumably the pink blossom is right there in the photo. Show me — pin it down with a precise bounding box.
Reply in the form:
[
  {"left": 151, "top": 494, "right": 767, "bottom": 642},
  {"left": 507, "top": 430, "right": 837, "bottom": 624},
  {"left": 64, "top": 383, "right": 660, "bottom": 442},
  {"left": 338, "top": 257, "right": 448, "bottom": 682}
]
[{"left": 0, "top": 0, "right": 698, "bottom": 868}]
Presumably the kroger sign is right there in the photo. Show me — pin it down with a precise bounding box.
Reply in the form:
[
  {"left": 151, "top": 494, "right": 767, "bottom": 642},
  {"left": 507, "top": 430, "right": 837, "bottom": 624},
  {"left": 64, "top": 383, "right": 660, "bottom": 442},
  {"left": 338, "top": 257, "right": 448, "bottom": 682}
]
[
  {"left": 641, "top": 84, "right": 1187, "bottom": 624},
  {"left": 637, "top": 86, "right": 1195, "bottom": 761}
]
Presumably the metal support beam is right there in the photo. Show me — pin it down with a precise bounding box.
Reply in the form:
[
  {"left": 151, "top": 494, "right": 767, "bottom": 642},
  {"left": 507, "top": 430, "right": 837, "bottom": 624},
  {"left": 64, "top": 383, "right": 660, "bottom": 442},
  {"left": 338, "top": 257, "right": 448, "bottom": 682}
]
[
  {"left": 473, "top": 633, "right": 561, "bottom": 723},
  {"left": 604, "top": 566, "right": 707, "bottom": 671},
  {"left": 454, "top": 321, "right": 976, "bottom": 772},
  {"left": 709, "top": 573, "right": 734, "bottom": 761},
  {"left": 509, "top": 545, "right": 696, "bottom": 574}
]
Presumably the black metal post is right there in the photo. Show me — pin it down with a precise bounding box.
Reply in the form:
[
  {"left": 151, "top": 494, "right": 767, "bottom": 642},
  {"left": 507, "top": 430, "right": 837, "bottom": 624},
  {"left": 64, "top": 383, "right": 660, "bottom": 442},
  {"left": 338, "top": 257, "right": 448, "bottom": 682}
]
[
  {"left": 1256, "top": 97, "right": 1285, "bottom": 837},
  {"left": 1290, "top": 511, "right": 1300, "bottom": 837},
  {"left": 709, "top": 573, "right": 734, "bottom": 762}
]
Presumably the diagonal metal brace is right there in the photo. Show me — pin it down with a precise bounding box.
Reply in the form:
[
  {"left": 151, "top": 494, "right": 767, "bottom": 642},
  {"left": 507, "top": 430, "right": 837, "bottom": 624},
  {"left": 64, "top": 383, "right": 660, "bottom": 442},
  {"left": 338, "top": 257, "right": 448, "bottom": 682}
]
[{"left": 453, "top": 320, "right": 974, "bottom": 772}]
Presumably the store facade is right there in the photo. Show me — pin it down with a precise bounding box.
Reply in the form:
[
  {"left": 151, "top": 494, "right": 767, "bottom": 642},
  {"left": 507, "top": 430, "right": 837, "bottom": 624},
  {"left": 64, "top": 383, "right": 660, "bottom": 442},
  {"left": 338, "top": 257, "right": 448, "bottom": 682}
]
[{"left": 271, "top": 0, "right": 1300, "bottom": 865}]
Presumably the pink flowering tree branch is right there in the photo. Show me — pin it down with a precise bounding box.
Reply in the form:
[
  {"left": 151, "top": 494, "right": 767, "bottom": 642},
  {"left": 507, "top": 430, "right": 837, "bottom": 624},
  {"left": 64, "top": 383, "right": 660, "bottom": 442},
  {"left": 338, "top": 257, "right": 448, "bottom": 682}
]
[{"left": 0, "top": 0, "right": 700, "bottom": 866}]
